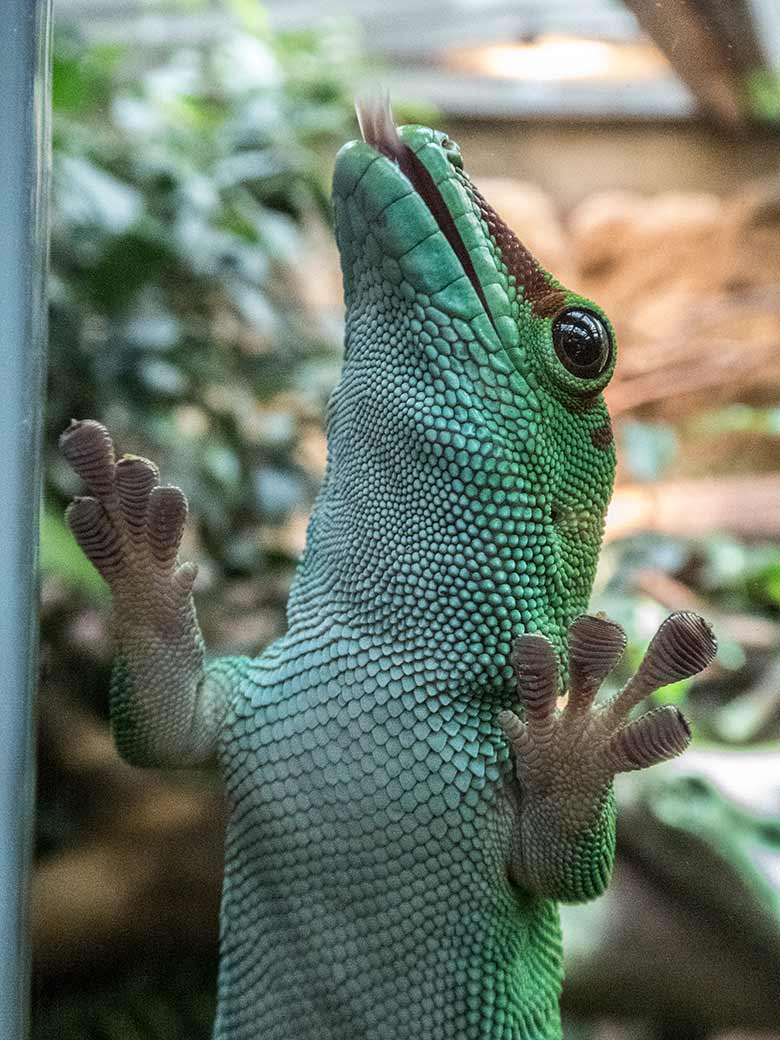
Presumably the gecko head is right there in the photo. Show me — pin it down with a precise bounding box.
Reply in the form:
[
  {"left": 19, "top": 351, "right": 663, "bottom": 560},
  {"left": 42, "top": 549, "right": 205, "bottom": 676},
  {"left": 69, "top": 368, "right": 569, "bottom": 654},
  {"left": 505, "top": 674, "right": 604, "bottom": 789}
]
[
  {"left": 322, "top": 95, "right": 618, "bottom": 663},
  {"left": 334, "top": 94, "right": 617, "bottom": 396}
]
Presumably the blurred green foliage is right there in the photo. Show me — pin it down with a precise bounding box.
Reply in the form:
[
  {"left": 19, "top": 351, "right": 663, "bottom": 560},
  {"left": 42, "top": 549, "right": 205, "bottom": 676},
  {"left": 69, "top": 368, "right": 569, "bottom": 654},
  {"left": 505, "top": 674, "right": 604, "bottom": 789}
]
[
  {"left": 38, "top": 18, "right": 364, "bottom": 1037},
  {"left": 37, "top": 15, "right": 780, "bottom": 1040},
  {"left": 34, "top": 956, "right": 218, "bottom": 1040},
  {"left": 748, "top": 67, "right": 780, "bottom": 122},
  {"left": 46, "top": 17, "right": 362, "bottom": 593}
]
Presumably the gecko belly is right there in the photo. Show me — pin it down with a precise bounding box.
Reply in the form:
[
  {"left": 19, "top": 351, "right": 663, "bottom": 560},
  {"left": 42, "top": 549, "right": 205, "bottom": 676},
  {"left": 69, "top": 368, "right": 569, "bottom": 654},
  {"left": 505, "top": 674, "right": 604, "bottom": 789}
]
[{"left": 215, "top": 640, "right": 563, "bottom": 1040}]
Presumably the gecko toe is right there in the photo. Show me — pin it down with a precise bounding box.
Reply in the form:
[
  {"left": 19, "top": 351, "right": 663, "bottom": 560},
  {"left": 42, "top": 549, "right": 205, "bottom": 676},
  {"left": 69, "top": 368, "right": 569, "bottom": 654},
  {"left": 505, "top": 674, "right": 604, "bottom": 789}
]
[
  {"left": 147, "top": 486, "right": 188, "bottom": 571},
  {"left": 60, "top": 420, "right": 116, "bottom": 499},
  {"left": 609, "top": 704, "right": 691, "bottom": 772},
  {"left": 115, "top": 455, "right": 160, "bottom": 541},
  {"left": 65, "top": 496, "right": 124, "bottom": 583}
]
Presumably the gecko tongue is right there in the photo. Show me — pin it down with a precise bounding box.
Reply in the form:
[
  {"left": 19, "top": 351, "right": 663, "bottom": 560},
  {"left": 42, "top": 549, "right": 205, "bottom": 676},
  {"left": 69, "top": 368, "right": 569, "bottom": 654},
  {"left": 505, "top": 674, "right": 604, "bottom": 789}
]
[{"left": 355, "top": 92, "right": 404, "bottom": 162}]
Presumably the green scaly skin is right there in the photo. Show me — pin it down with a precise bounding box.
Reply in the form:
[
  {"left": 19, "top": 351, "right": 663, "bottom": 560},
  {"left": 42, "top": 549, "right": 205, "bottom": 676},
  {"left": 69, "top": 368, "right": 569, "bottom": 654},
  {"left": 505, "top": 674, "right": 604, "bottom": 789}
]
[{"left": 61, "top": 111, "right": 716, "bottom": 1040}]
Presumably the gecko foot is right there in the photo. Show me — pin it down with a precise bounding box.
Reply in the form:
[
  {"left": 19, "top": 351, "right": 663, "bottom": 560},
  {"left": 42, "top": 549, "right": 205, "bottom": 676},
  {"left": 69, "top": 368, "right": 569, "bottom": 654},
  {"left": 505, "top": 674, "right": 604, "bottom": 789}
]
[
  {"left": 60, "top": 420, "right": 196, "bottom": 620},
  {"left": 500, "top": 612, "right": 716, "bottom": 781},
  {"left": 498, "top": 612, "right": 716, "bottom": 900}
]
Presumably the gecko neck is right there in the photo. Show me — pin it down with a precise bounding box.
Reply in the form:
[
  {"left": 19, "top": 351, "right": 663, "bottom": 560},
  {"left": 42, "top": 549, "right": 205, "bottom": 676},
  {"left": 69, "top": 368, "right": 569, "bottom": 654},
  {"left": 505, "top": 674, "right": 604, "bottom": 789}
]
[
  {"left": 282, "top": 291, "right": 609, "bottom": 694},
  {"left": 286, "top": 403, "right": 583, "bottom": 696}
]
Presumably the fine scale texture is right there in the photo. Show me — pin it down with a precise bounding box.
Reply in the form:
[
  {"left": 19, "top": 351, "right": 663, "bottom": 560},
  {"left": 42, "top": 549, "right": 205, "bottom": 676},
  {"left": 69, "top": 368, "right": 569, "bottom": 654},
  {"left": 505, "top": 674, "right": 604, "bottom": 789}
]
[{"left": 61, "top": 97, "right": 717, "bottom": 1040}]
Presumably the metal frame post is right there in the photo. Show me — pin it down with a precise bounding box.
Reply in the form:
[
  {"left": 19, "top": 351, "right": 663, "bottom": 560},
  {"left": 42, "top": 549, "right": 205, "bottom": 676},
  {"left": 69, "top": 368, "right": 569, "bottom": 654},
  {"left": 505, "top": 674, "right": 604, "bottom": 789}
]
[{"left": 0, "top": 0, "right": 52, "bottom": 1035}]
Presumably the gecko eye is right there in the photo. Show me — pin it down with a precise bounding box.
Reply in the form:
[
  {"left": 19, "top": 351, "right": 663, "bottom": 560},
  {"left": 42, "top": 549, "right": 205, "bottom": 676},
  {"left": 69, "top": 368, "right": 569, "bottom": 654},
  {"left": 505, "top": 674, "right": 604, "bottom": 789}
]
[{"left": 552, "top": 308, "right": 613, "bottom": 380}]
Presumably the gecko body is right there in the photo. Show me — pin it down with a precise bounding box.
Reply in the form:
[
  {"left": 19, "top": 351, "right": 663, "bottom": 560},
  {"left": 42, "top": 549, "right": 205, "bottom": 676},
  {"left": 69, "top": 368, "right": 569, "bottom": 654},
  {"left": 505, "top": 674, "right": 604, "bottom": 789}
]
[{"left": 61, "top": 98, "right": 716, "bottom": 1040}]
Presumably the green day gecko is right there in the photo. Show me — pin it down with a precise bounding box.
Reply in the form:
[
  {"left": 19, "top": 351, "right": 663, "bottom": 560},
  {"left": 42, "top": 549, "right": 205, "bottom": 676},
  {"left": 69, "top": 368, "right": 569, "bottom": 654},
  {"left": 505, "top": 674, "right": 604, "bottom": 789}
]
[{"left": 60, "top": 97, "right": 716, "bottom": 1040}]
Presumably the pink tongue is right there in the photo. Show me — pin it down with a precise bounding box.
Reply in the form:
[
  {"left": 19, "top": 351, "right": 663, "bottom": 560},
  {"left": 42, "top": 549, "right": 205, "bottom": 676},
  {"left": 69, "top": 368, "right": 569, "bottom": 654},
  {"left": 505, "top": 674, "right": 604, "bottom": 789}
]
[{"left": 354, "top": 91, "right": 403, "bottom": 161}]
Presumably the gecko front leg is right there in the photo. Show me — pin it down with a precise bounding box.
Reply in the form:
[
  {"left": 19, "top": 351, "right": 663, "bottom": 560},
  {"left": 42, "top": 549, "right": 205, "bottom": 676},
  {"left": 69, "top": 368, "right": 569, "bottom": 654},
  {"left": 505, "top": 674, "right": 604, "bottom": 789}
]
[
  {"left": 60, "top": 420, "right": 243, "bottom": 768},
  {"left": 499, "top": 613, "right": 717, "bottom": 903}
]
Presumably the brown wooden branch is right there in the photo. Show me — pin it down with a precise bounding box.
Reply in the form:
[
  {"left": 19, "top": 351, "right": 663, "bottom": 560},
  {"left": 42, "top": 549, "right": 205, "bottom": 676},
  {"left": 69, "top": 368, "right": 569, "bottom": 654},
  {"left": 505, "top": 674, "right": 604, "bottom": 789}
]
[
  {"left": 606, "top": 335, "right": 780, "bottom": 416},
  {"left": 564, "top": 749, "right": 780, "bottom": 1032},
  {"left": 607, "top": 474, "right": 780, "bottom": 541},
  {"left": 633, "top": 568, "right": 780, "bottom": 651},
  {"left": 622, "top": 0, "right": 761, "bottom": 126},
  {"left": 563, "top": 859, "right": 780, "bottom": 1032}
]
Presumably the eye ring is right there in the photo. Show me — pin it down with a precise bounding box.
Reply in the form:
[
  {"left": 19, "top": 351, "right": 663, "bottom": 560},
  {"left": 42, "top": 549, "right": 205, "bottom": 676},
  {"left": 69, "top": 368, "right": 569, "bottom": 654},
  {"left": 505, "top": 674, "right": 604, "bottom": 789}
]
[{"left": 551, "top": 307, "right": 613, "bottom": 380}]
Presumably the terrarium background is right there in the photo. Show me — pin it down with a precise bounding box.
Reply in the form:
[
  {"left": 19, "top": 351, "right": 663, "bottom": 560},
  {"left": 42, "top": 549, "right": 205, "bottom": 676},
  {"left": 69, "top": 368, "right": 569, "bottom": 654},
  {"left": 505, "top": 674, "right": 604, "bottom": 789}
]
[{"left": 38, "top": 3, "right": 780, "bottom": 1039}]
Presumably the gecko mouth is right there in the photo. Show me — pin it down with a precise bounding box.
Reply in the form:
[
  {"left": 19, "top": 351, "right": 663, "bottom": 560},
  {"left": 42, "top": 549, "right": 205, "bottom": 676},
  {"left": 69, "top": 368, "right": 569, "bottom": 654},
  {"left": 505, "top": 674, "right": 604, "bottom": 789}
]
[{"left": 355, "top": 94, "right": 497, "bottom": 332}]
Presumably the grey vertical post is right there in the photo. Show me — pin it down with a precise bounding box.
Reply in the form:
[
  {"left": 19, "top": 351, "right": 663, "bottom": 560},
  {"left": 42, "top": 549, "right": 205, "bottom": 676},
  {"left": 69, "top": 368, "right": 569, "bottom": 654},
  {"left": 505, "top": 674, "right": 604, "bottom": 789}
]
[{"left": 0, "top": 0, "right": 52, "bottom": 1036}]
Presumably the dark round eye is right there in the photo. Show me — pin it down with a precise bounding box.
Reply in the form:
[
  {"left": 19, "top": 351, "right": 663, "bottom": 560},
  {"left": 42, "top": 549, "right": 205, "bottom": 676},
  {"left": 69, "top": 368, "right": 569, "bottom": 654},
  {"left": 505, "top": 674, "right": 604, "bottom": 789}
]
[{"left": 552, "top": 308, "right": 613, "bottom": 380}]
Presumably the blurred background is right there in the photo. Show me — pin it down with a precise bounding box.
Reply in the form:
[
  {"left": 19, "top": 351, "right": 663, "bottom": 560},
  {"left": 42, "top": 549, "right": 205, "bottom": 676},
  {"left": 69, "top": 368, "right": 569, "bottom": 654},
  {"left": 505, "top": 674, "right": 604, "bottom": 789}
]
[{"left": 37, "top": 1, "right": 780, "bottom": 1038}]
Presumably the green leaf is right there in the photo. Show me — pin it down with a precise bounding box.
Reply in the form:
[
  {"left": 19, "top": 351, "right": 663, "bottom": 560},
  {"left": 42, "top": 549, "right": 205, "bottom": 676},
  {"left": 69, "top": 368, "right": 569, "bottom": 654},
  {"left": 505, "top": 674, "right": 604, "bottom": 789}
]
[
  {"left": 225, "top": 0, "right": 270, "bottom": 38},
  {"left": 52, "top": 37, "right": 122, "bottom": 116}
]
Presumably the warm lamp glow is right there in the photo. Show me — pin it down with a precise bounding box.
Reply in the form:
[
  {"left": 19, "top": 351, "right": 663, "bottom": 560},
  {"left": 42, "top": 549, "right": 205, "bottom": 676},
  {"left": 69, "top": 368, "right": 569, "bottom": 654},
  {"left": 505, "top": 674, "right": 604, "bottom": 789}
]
[
  {"left": 446, "top": 34, "right": 670, "bottom": 83},
  {"left": 604, "top": 487, "right": 655, "bottom": 541}
]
